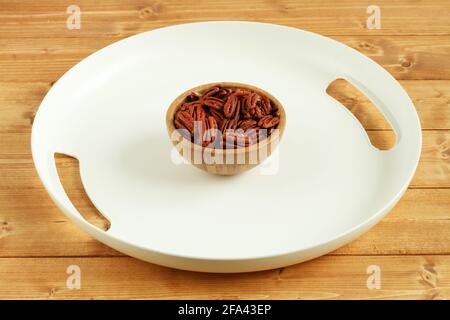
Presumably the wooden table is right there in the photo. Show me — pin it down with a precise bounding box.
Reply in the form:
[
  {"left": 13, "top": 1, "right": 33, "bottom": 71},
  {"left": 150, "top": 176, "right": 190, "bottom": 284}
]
[{"left": 1, "top": 0, "right": 449, "bottom": 299}]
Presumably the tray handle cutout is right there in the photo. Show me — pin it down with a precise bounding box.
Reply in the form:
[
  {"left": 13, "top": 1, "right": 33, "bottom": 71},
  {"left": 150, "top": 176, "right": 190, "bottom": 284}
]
[
  {"left": 54, "top": 153, "right": 111, "bottom": 231},
  {"left": 327, "top": 78, "right": 396, "bottom": 150}
]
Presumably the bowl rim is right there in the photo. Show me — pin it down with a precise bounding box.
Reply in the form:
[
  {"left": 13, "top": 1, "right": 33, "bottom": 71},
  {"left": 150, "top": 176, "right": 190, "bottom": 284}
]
[{"left": 165, "top": 81, "right": 287, "bottom": 155}]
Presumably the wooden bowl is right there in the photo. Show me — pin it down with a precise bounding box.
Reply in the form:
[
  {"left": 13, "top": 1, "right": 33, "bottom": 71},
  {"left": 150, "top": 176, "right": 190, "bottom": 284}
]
[{"left": 166, "top": 82, "right": 286, "bottom": 175}]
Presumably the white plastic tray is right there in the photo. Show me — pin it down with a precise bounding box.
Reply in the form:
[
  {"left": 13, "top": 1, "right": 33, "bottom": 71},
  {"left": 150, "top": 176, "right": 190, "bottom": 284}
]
[{"left": 32, "top": 22, "right": 421, "bottom": 272}]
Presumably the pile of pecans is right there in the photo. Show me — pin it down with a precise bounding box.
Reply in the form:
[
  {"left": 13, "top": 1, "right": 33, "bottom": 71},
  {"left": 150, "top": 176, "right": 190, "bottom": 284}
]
[{"left": 173, "top": 85, "right": 281, "bottom": 148}]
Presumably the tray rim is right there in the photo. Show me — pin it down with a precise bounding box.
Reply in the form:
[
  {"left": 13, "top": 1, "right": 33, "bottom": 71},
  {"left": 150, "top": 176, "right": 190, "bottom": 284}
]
[{"left": 31, "top": 21, "right": 422, "bottom": 271}]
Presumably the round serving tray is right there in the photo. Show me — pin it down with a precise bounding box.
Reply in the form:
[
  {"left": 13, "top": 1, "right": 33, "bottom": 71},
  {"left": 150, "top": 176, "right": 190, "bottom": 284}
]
[{"left": 32, "top": 22, "right": 421, "bottom": 272}]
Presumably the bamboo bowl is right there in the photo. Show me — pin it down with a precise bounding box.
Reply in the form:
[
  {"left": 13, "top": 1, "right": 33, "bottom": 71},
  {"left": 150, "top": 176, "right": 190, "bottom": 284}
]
[{"left": 166, "top": 82, "right": 286, "bottom": 175}]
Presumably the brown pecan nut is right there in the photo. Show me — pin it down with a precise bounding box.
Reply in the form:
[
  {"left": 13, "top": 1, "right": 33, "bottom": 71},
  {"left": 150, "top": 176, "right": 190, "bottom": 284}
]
[
  {"left": 226, "top": 117, "right": 238, "bottom": 131},
  {"left": 262, "top": 96, "right": 272, "bottom": 114},
  {"left": 220, "top": 119, "right": 230, "bottom": 133},
  {"left": 202, "top": 86, "right": 220, "bottom": 98},
  {"left": 254, "top": 105, "right": 266, "bottom": 119},
  {"left": 206, "top": 116, "right": 218, "bottom": 143},
  {"left": 186, "top": 91, "right": 201, "bottom": 102},
  {"left": 203, "top": 96, "right": 224, "bottom": 110},
  {"left": 258, "top": 115, "right": 280, "bottom": 129},
  {"left": 174, "top": 110, "right": 195, "bottom": 135},
  {"left": 234, "top": 88, "right": 252, "bottom": 96},
  {"left": 238, "top": 119, "right": 257, "bottom": 131},
  {"left": 216, "top": 88, "right": 233, "bottom": 99},
  {"left": 223, "top": 94, "right": 238, "bottom": 118}
]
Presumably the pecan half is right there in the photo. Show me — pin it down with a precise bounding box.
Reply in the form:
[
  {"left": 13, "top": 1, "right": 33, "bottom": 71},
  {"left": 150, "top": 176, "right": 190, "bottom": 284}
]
[
  {"left": 258, "top": 115, "right": 280, "bottom": 129},
  {"left": 223, "top": 94, "right": 238, "bottom": 118},
  {"left": 234, "top": 88, "right": 252, "bottom": 96},
  {"left": 174, "top": 110, "right": 195, "bottom": 134},
  {"left": 262, "top": 96, "right": 272, "bottom": 114},
  {"left": 202, "top": 86, "right": 220, "bottom": 98},
  {"left": 253, "top": 105, "right": 266, "bottom": 119},
  {"left": 204, "top": 96, "right": 224, "bottom": 110},
  {"left": 238, "top": 119, "right": 257, "bottom": 131},
  {"left": 206, "top": 116, "right": 218, "bottom": 144},
  {"left": 220, "top": 119, "right": 230, "bottom": 133}
]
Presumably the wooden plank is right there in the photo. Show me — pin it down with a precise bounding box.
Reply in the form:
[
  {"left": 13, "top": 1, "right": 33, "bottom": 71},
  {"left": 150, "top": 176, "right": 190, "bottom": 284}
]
[
  {"left": 334, "top": 36, "right": 450, "bottom": 80},
  {"left": 414, "top": 130, "right": 450, "bottom": 187},
  {"left": 0, "top": 255, "right": 449, "bottom": 299},
  {"left": 334, "top": 219, "right": 450, "bottom": 255},
  {"left": 0, "top": 81, "right": 449, "bottom": 133},
  {"left": 1, "top": 36, "right": 450, "bottom": 82},
  {"left": 1, "top": 185, "right": 449, "bottom": 257},
  {"left": 0, "top": 0, "right": 449, "bottom": 38}
]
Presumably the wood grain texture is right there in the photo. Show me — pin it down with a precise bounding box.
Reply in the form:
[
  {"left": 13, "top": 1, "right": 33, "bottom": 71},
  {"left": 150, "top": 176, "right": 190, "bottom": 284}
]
[
  {"left": 0, "top": 0, "right": 449, "bottom": 38},
  {"left": 0, "top": 0, "right": 449, "bottom": 300},
  {"left": 0, "top": 255, "right": 449, "bottom": 299}
]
